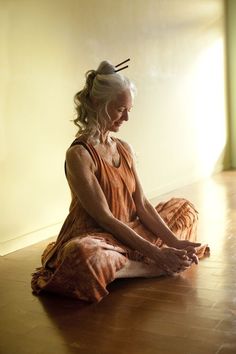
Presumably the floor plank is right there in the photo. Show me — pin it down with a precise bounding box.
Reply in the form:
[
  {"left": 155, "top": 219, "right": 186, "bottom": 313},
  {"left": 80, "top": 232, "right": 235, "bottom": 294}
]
[{"left": 1, "top": 171, "right": 236, "bottom": 354}]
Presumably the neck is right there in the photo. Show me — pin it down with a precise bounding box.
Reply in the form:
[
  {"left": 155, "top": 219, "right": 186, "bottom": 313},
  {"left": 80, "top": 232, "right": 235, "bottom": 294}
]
[{"left": 89, "top": 130, "right": 111, "bottom": 145}]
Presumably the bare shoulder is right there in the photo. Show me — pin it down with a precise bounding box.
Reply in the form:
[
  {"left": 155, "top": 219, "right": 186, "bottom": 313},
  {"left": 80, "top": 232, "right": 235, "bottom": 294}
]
[
  {"left": 66, "top": 144, "right": 96, "bottom": 173},
  {"left": 117, "top": 138, "right": 135, "bottom": 157}
]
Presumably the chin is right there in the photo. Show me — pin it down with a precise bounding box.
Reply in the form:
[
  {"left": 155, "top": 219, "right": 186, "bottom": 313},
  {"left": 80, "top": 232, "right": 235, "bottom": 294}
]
[{"left": 110, "top": 125, "right": 120, "bottom": 132}]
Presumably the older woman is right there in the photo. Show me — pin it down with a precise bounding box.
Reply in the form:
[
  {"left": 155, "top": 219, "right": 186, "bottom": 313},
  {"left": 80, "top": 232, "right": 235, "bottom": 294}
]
[{"left": 32, "top": 59, "right": 208, "bottom": 302}]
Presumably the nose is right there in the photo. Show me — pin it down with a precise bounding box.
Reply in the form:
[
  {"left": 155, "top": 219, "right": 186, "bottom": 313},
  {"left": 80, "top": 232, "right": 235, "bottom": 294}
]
[{"left": 123, "top": 110, "right": 129, "bottom": 121}]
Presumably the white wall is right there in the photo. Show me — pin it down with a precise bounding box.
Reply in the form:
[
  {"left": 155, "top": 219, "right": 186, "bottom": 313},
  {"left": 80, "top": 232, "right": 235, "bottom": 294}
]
[{"left": 0, "top": 0, "right": 228, "bottom": 255}]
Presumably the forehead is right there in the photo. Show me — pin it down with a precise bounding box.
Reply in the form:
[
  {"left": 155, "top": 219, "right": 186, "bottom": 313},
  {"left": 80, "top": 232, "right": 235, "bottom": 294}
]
[{"left": 113, "top": 90, "right": 133, "bottom": 107}]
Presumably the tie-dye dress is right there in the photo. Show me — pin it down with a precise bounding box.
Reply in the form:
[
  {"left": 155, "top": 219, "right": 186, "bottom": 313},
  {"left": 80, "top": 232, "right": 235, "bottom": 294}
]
[{"left": 31, "top": 138, "right": 208, "bottom": 302}]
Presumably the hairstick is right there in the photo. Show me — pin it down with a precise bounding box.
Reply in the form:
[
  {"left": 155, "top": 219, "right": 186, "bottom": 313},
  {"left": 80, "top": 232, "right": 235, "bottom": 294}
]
[
  {"left": 115, "top": 58, "right": 130, "bottom": 68},
  {"left": 115, "top": 65, "right": 129, "bottom": 73},
  {"left": 114, "top": 58, "right": 130, "bottom": 73}
]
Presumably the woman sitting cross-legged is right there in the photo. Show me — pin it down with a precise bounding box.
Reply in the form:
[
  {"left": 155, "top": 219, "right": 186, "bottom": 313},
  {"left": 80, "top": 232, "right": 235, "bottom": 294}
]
[{"left": 31, "top": 59, "right": 209, "bottom": 303}]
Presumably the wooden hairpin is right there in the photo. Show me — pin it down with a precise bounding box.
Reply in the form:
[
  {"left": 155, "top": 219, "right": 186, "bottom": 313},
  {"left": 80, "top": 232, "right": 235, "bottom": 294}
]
[{"left": 115, "top": 58, "right": 130, "bottom": 72}]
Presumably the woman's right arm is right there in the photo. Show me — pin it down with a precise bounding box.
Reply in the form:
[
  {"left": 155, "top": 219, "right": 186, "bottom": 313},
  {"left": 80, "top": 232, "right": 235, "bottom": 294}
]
[{"left": 66, "top": 145, "right": 190, "bottom": 274}]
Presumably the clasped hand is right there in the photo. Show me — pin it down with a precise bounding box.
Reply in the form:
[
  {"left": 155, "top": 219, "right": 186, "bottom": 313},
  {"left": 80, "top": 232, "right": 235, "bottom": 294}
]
[{"left": 154, "top": 240, "right": 201, "bottom": 275}]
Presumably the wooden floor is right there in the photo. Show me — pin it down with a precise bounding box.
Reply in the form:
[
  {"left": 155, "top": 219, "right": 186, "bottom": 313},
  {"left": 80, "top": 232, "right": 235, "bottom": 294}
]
[{"left": 1, "top": 171, "right": 236, "bottom": 354}]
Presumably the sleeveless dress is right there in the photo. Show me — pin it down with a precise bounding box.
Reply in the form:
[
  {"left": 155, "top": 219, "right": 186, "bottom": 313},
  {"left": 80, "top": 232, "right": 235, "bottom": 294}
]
[{"left": 31, "top": 138, "right": 208, "bottom": 302}]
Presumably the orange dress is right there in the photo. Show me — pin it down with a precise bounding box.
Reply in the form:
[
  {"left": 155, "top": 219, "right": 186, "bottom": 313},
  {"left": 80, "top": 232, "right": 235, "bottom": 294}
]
[{"left": 31, "top": 138, "right": 208, "bottom": 302}]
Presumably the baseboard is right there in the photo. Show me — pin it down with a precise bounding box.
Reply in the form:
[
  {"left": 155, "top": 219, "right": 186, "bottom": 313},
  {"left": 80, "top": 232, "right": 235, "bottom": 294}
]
[{"left": 0, "top": 222, "right": 62, "bottom": 256}]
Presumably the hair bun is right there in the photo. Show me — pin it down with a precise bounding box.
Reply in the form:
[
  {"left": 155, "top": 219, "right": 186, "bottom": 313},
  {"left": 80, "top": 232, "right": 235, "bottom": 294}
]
[{"left": 96, "top": 61, "right": 116, "bottom": 75}]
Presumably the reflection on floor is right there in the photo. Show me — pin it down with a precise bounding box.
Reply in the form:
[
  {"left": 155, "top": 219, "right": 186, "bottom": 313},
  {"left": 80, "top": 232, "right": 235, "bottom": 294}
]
[{"left": 1, "top": 171, "right": 236, "bottom": 354}]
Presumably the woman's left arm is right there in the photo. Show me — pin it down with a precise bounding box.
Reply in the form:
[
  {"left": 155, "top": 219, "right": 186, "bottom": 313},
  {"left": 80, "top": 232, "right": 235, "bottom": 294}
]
[{"left": 122, "top": 141, "right": 201, "bottom": 251}]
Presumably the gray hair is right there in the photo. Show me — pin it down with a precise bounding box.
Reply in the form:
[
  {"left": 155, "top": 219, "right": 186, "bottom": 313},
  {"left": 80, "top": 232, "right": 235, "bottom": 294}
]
[{"left": 73, "top": 60, "right": 136, "bottom": 137}]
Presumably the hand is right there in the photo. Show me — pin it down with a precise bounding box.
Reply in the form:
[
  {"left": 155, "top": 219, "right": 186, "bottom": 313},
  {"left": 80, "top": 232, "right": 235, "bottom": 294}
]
[
  {"left": 174, "top": 240, "right": 201, "bottom": 264},
  {"left": 152, "top": 247, "right": 192, "bottom": 275},
  {"left": 175, "top": 239, "right": 201, "bottom": 249}
]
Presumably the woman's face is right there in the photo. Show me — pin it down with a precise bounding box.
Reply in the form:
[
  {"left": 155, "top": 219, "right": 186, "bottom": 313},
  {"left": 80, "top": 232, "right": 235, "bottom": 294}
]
[{"left": 106, "top": 89, "right": 133, "bottom": 132}]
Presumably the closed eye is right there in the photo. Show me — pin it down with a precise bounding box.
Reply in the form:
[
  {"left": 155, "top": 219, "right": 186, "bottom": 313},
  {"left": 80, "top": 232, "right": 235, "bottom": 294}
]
[{"left": 117, "top": 107, "right": 132, "bottom": 113}]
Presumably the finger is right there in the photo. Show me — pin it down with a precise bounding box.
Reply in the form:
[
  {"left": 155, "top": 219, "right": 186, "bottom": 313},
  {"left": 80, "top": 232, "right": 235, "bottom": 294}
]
[
  {"left": 191, "top": 253, "right": 199, "bottom": 264},
  {"left": 170, "top": 258, "right": 192, "bottom": 272},
  {"left": 187, "top": 254, "right": 198, "bottom": 265},
  {"left": 176, "top": 266, "right": 189, "bottom": 273},
  {"left": 180, "top": 259, "right": 192, "bottom": 268},
  {"left": 185, "top": 249, "right": 198, "bottom": 264},
  {"left": 186, "top": 247, "right": 196, "bottom": 257},
  {"left": 186, "top": 246, "right": 195, "bottom": 252},
  {"left": 162, "top": 258, "right": 182, "bottom": 274},
  {"left": 182, "top": 254, "right": 189, "bottom": 260},
  {"left": 174, "top": 262, "right": 191, "bottom": 273},
  {"left": 168, "top": 257, "right": 192, "bottom": 273},
  {"left": 187, "top": 250, "right": 196, "bottom": 259},
  {"left": 190, "top": 242, "right": 202, "bottom": 247},
  {"left": 174, "top": 249, "right": 188, "bottom": 258}
]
